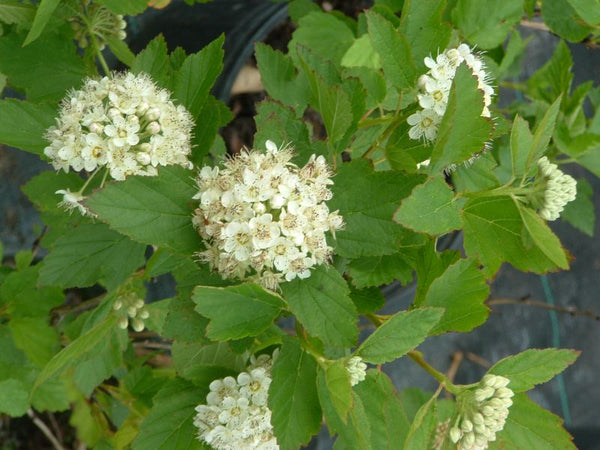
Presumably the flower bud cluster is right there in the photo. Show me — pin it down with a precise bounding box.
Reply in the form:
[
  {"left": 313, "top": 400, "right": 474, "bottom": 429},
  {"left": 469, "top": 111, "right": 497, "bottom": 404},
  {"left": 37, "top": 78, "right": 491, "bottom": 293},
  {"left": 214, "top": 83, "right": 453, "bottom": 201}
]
[
  {"left": 192, "top": 141, "right": 344, "bottom": 290},
  {"left": 536, "top": 157, "right": 577, "bottom": 221},
  {"left": 194, "top": 352, "right": 279, "bottom": 450},
  {"left": 345, "top": 356, "right": 367, "bottom": 386},
  {"left": 68, "top": 1, "right": 127, "bottom": 50},
  {"left": 408, "top": 44, "right": 494, "bottom": 142},
  {"left": 113, "top": 292, "right": 149, "bottom": 332},
  {"left": 449, "top": 374, "right": 514, "bottom": 449},
  {"left": 44, "top": 72, "right": 193, "bottom": 181}
]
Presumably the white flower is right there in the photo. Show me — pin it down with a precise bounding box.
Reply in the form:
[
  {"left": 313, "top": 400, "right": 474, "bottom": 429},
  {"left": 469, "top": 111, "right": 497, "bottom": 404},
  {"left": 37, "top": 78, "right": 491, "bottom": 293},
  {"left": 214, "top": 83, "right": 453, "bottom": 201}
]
[
  {"left": 408, "top": 44, "right": 494, "bottom": 144},
  {"left": 449, "top": 375, "right": 514, "bottom": 449},
  {"left": 55, "top": 189, "right": 90, "bottom": 216},
  {"left": 194, "top": 352, "right": 279, "bottom": 450},
  {"left": 193, "top": 141, "right": 343, "bottom": 290},
  {"left": 536, "top": 157, "right": 577, "bottom": 221},
  {"left": 346, "top": 356, "right": 367, "bottom": 386},
  {"left": 407, "top": 109, "right": 441, "bottom": 141},
  {"left": 44, "top": 72, "right": 193, "bottom": 184}
]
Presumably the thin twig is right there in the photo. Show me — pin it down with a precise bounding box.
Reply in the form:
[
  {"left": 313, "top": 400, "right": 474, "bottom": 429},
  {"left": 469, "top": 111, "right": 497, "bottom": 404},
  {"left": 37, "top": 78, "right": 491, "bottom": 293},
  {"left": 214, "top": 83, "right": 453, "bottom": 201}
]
[
  {"left": 465, "top": 352, "right": 492, "bottom": 369},
  {"left": 520, "top": 19, "right": 550, "bottom": 32},
  {"left": 488, "top": 297, "right": 600, "bottom": 321},
  {"left": 27, "top": 409, "right": 67, "bottom": 450},
  {"left": 132, "top": 341, "right": 172, "bottom": 350},
  {"left": 46, "top": 412, "right": 64, "bottom": 445},
  {"left": 446, "top": 351, "right": 464, "bottom": 384},
  {"left": 52, "top": 294, "right": 105, "bottom": 316}
]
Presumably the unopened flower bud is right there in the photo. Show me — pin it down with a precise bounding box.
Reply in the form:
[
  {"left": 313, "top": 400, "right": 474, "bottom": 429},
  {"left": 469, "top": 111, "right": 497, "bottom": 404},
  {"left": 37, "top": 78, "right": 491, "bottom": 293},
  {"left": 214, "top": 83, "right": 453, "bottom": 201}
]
[
  {"left": 118, "top": 317, "right": 129, "bottom": 329},
  {"left": 127, "top": 306, "right": 137, "bottom": 317},
  {"left": 113, "top": 299, "right": 123, "bottom": 310},
  {"left": 139, "top": 309, "right": 150, "bottom": 319},
  {"left": 147, "top": 121, "right": 161, "bottom": 134},
  {"left": 136, "top": 151, "right": 151, "bottom": 165},
  {"left": 132, "top": 318, "right": 144, "bottom": 332},
  {"left": 145, "top": 107, "right": 161, "bottom": 121},
  {"left": 449, "top": 426, "right": 462, "bottom": 443}
]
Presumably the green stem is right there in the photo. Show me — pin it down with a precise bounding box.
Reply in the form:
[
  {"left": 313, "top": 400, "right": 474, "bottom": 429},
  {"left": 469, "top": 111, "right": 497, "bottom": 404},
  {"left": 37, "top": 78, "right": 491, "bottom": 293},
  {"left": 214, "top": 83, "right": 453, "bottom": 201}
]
[
  {"left": 361, "top": 120, "right": 400, "bottom": 160},
  {"left": 408, "top": 350, "right": 459, "bottom": 394},
  {"left": 79, "top": 167, "right": 101, "bottom": 195},
  {"left": 556, "top": 157, "right": 577, "bottom": 165},
  {"left": 499, "top": 81, "right": 527, "bottom": 92},
  {"left": 295, "top": 320, "right": 327, "bottom": 365}
]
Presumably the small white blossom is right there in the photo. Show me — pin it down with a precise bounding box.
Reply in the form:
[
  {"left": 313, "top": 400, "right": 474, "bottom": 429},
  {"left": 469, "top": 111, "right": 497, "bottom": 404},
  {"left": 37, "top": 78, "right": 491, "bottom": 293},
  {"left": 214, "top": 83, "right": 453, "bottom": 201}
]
[
  {"left": 194, "top": 352, "right": 279, "bottom": 450},
  {"left": 408, "top": 44, "right": 494, "bottom": 144},
  {"left": 536, "top": 157, "right": 577, "bottom": 221},
  {"left": 44, "top": 72, "right": 193, "bottom": 184},
  {"left": 55, "top": 189, "right": 93, "bottom": 216},
  {"left": 345, "top": 356, "right": 367, "bottom": 386},
  {"left": 449, "top": 374, "right": 514, "bottom": 449},
  {"left": 193, "top": 141, "right": 344, "bottom": 290}
]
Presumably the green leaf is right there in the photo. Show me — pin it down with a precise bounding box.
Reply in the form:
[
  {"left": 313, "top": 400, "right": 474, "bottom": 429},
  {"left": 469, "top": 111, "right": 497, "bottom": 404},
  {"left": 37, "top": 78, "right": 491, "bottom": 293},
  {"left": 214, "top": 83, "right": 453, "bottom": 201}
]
[
  {"left": 280, "top": 265, "right": 358, "bottom": 348},
  {"left": 461, "top": 196, "right": 567, "bottom": 277},
  {"left": 517, "top": 203, "right": 570, "bottom": 269},
  {"left": 422, "top": 258, "right": 490, "bottom": 334},
  {"left": 355, "top": 370, "right": 410, "bottom": 449},
  {"left": 347, "top": 253, "right": 414, "bottom": 288},
  {"left": 192, "top": 283, "right": 285, "bottom": 341},
  {"left": 0, "top": 30, "right": 86, "bottom": 102},
  {"left": 341, "top": 34, "right": 381, "bottom": 69},
  {"left": 172, "top": 341, "right": 246, "bottom": 386},
  {"left": 132, "top": 379, "right": 204, "bottom": 450},
  {"left": 269, "top": 337, "right": 321, "bottom": 450},
  {"left": 366, "top": 11, "right": 417, "bottom": 90},
  {"left": 189, "top": 94, "right": 232, "bottom": 165},
  {"left": 566, "top": 0, "right": 600, "bottom": 25},
  {"left": 394, "top": 177, "right": 462, "bottom": 235},
  {"left": 488, "top": 348, "right": 579, "bottom": 392},
  {"left": 73, "top": 331, "right": 124, "bottom": 396},
  {"left": 106, "top": 36, "right": 135, "bottom": 67},
  {"left": 403, "top": 391, "right": 437, "bottom": 449},
  {"left": 452, "top": 0, "right": 523, "bottom": 49},
  {"left": 9, "top": 318, "right": 59, "bottom": 367},
  {"left": 349, "top": 285, "right": 385, "bottom": 314},
  {"left": 510, "top": 115, "right": 534, "bottom": 178},
  {"left": 162, "top": 296, "right": 210, "bottom": 342},
  {"left": 300, "top": 61, "right": 353, "bottom": 145},
  {"left": 357, "top": 308, "right": 443, "bottom": 364},
  {"left": 23, "top": 0, "right": 61, "bottom": 45},
  {"left": 561, "top": 178, "right": 594, "bottom": 236},
  {"left": 254, "top": 100, "right": 314, "bottom": 165},
  {"left": 328, "top": 159, "right": 425, "bottom": 258},
  {"left": 131, "top": 35, "right": 171, "bottom": 88},
  {"left": 528, "top": 96, "right": 562, "bottom": 165},
  {"left": 289, "top": 11, "right": 355, "bottom": 66},
  {"left": 96, "top": 0, "right": 148, "bottom": 15},
  {"left": 86, "top": 166, "right": 203, "bottom": 254},
  {"left": 255, "top": 43, "right": 309, "bottom": 111},
  {"left": 492, "top": 394, "right": 576, "bottom": 449},
  {"left": 320, "top": 389, "right": 371, "bottom": 449},
  {"left": 429, "top": 64, "right": 493, "bottom": 172},
  {"left": 542, "top": 0, "right": 594, "bottom": 42},
  {"left": 39, "top": 223, "right": 146, "bottom": 290},
  {"left": 527, "top": 42, "right": 572, "bottom": 103},
  {"left": 173, "top": 35, "right": 224, "bottom": 118},
  {"left": 0, "top": 1, "right": 35, "bottom": 24},
  {"left": 0, "top": 379, "right": 29, "bottom": 417},
  {"left": 0, "top": 99, "right": 55, "bottom": 154},
  {"left": 33, "top": 315, "right": 118, "bottom": 392},
  {"left": 398, "top": 0, "right": 452, "bottom": 72},
  {"left": 317, "top": 361, "right": 352, "bottom": 423},
  {"left": 413, "top": 241, "right": 461, "bottom": 306}
]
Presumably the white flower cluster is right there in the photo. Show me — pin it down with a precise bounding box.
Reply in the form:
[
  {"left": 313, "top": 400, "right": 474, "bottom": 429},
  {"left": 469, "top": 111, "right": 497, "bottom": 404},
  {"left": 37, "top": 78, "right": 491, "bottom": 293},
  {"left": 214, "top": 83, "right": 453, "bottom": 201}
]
[
  {"left": 192, "top": 141, "right": 344, "bottom": 290},
  {"left": 537, "top": 156, "right": 577, "bottom": 221},
  {"left": 113, "top": 292, "right": 149, "bottom": 332},
  {"left": 194, "top": 352, "right": 279, "bottom": 450},
  {"left": 408, "top": 44, "right": 494, "bottom": 142},
  {"left": 449, "top": 374, "right": 514, "bottom": 449},
  {"left": 345, "top": 356, "right": 367, "bottom": 386},
  {"left": 44, "top": 72, "right": 193, "bottom": 181},
  {"left": 68, "top": 1, "right": 127, "bottom": 50}
]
